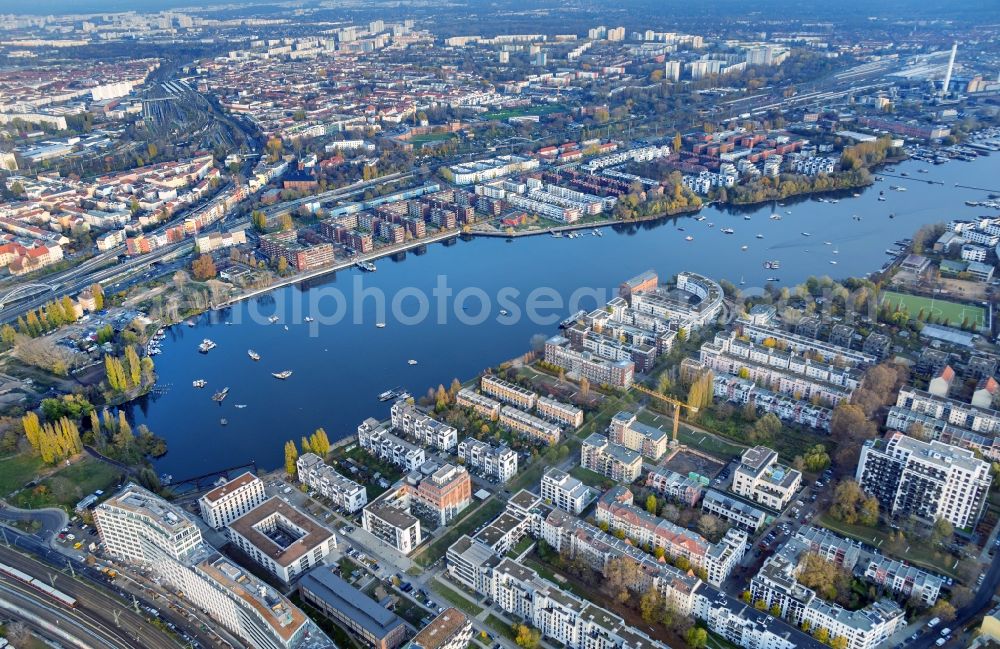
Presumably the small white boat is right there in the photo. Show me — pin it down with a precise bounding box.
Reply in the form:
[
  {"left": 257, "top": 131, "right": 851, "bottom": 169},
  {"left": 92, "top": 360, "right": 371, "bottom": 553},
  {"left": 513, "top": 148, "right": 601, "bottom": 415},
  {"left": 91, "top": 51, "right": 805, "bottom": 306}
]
[
  {"left": 756, "top": 234, "right": 764, "bottom": 239},
  {"left": 721, "top": 227, "right": 734, "bottom": 234},
  {"left": 268, "top": 315, "right": 279, "bottom": 324},
  {"left": 376, "top": 322, "right": 386, "bottom": 328},
  {"left": 801, "top": 232, "right": 811, "bottom": 237},
  {"left": 685, "top": 236, "right": 694, "bottom": 241},
  {"left": 304, "top": 317, "right": 314, "bottom": 323},
  {"left": 824, "top": 241, "right": 832, "bottom": 246},
  {"left": 235, "top": 404, "right": 247, "bottom": 409},
  {"left": 408, "top": 359, "right": 418, "bottom": 366},
  {"left": 273, "top": 370, "right": 293, "bottom": 379},
  {"left": 199, "top": 339, "right": 216, "bottom": 353},
  {"left": 248, "top": 350, "right": 260, "bottom": 361},
  {"left": 283, "top": 325, "right": 289, "bottom": 331},
  {"left": 829, "top": 260, "right": 838, "bottom": 265},
  {"left": 740, "top": 245, "right": 749, "bottom": 251},
  {"left": 500, "top": 309, "right": 510, "bottom": 316},
  {"left": 193, "top": 379, "right": 207, "bottom": 388}
]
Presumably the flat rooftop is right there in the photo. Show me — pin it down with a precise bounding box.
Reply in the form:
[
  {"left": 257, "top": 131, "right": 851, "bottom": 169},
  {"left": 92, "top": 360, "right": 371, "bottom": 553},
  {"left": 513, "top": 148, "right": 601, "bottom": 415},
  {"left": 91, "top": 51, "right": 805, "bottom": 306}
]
[
  {"left": 228, "top": 497, "right": 333, "bottom": 568},
  {"left": 409, "top": 608, "right": 469, "bottom": 649},
  {"left": 201, "top": 472, "right": 260, "bottom": 504},
  {"left": 299, "top": 567, "right": 405, "bottom": 640}
]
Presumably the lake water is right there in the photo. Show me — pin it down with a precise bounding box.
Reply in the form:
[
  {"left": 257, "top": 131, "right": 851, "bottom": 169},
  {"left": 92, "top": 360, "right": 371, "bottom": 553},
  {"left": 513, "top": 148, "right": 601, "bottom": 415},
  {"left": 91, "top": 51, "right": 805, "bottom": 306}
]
[{"left": 128, "top": 153, "right": 1000, "bottom": 479}]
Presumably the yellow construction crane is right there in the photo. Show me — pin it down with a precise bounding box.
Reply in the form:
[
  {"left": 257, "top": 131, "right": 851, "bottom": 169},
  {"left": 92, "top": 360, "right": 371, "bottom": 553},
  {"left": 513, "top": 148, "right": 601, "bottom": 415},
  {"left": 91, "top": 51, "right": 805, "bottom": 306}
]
[{"left": 632, "top": 384, "right": 699, "bottom": 445}]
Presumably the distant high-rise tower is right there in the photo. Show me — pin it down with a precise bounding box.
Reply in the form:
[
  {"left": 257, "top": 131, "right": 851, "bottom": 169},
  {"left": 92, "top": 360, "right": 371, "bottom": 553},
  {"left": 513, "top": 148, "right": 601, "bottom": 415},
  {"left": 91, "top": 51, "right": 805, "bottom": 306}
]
[{"left": 942, "top": 42, "right": 957, "bottom": 97}]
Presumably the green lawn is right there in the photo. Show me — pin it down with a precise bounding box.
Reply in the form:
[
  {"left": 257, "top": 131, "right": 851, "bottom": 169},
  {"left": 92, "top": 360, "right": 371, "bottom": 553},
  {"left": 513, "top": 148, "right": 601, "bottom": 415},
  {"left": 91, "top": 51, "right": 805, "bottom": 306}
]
[
  {"left": 881, "top": 290, "right": 985, "bottom": 329},
  {"left": 0, "top": 453, "right": 44, "bottom": 497},
  {"left": 507, "top": 535, "right": 535, "bottom": 558},
  {"left": 433, "top": 581, "right": 484, "bottom": 615},
  {"left": 482, "top": 104, "right": 568, "bottom": 120},
  {"left": 408, "top": 132, "right": 457, "bottom": 144},
  {"left": 485, "top": 615, "right": 516, "bottom": 641},
  {"left": 415, "top": 498, "right": 505, "bottom": 567},
  {"left": 12, "top": 457, "right": 121, "bottom": 510},
  {"left": 569, "top": 466, "right": 613, "bottom": 489},
  {"left": 817, "top": 513, "right": 960, "bottom": 579}
]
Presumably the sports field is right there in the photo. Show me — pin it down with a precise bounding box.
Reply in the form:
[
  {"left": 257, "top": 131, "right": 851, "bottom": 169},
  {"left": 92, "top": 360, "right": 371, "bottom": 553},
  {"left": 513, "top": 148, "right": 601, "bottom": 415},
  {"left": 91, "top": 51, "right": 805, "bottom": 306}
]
[{"left": 881, "top": 290, "right": 986, "bottom": 328}]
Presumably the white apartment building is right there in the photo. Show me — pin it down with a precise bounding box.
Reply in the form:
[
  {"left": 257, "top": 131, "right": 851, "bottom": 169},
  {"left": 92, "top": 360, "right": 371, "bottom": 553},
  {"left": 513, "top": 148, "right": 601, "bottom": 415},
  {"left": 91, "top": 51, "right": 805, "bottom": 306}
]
[
  {"left": 362, "top": 489, "right": 423, "bottom": 555},
  {"left": 227, "top": 497, "right": 337, "bottom": 584},
  {"left": 296, "top": 453, "right": 368, "bottom": 513},
  {"left": 732, "top": 446, "right": 802, "bottom": 511},
  {"left": 608, "top": 411, "right": 669, "bottom": 460},
  {"left": 197, "top": 472, "right": 267, "bottom": 530},
  {"left": 580, "top": 433, "right": 643, "bottom": 483},
  {"left": 94, "top": 484, "right": 333, "bottom": 649},
  {"left": 390, "top": 400, "right": 458, "bottom": 451},
  {"left": 457, "top": 437, "right": 518, "bottom": 483},
  {"left": 357, "top": 418, "right": 426, "bottom": 471},
  {"left": 540, "top": 467, "right": 590, "bottom": 515},
  {"left": 857, "top": 431, "right": 991, "bottom": 529}
]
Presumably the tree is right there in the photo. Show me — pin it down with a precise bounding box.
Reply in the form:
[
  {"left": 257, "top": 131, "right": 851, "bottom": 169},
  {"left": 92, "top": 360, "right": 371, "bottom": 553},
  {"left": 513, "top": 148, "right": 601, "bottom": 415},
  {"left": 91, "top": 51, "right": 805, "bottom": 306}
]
[
  {"left": 124, "top": 346, "right": 142, "bottom": 388},
  {"left": 191, "top": 254, "right": 217, "bottom": 281},
  {"left": 252, "top": 210, "right": 268, "bottom": 232},
  {"left": 513, "top": 624, "right": 540, "bottom": 649},
  {"left": 300, "top": 435, "right": 313, "bottom": 454},
  {"left": 310, "top": 428, "right": 331, "bottom": 456},
  {"left": 829, "top": 480, "right": 878, "bottom": 527},
  {"left": 147, "top": 142, "right": 158, "bottom": 159},
  {"left": 640, "top": 589, "right": 662, "bottom": 623},
  {"left": 277, "top": 256, "right": 289, "bottom": 274},
  {"left": 685, "top": 628, "right": 707, "bottom": 649},
  {"left": 929, "top": 599, "right": 956, "bottom": 622},
  {"left": 830, "top": 403, "right": 877, "bottom": 471},
  {"left": 279, "top": 213, "right": 294, "bottom": 232},
  {"left": 931, "top": 518, "right": 954, "bottom": 546},
  {"left": 284, "top": 440, "right": 298, "bottom": 476},
  {"left": 580, "top": 376, "right": 590, "bottom": 397},
  {"left": 91, "top": 283, "right": 105, "bottom": 310},
  {"left": 646, "top": 494, "right": 658, "bottom": 515},
  {"left": 673, "top": 132, "right": 682, "bottom": 154}
]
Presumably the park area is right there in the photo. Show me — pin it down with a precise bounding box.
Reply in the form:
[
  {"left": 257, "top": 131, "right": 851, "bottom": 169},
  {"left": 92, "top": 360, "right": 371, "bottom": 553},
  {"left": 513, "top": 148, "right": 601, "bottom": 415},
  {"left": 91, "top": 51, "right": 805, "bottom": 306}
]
[
  {"left": 881, "top": 290, "right": 986, "bottom": 329},
  {"left": 481, "top": 103, "right": 568, "bottom": 120}
]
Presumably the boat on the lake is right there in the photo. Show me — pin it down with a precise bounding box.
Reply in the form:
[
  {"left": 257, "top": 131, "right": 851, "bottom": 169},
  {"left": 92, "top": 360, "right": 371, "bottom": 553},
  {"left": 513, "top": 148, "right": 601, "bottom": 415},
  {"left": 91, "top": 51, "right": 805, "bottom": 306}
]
[
  {"left": 212, "top": 387, "right": 229, "bottom": 402},
  {"left": 199, "top": 339, "right": 216, "bottom": 353},
  {"left": 193, "top": 379, "right": 207, "bottom": 388},
  {"left": 248, "top": 349, "right": 260, "bottom": 361},
  {"left": 685, "top": 236, "right": 694, "bottom": 241},
  {"left": 408, "top": 359, "right": 418, "bottom": 366},
  {"left": 273, "top": 370, "right": 293, "bottom": 379},
  {"left": 268, "top": 315, "right": 279, "bottom": 324},
  {"left": 721, "top": 227, "right": 735, "bottom": 234}
]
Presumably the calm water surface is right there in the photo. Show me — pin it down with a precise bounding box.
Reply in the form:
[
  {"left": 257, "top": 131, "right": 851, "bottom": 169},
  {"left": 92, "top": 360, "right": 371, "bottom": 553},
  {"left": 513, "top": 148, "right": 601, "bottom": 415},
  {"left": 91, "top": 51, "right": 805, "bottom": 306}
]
[{"left": 128, "top": 154, "right": 1000, "bottom": 477}]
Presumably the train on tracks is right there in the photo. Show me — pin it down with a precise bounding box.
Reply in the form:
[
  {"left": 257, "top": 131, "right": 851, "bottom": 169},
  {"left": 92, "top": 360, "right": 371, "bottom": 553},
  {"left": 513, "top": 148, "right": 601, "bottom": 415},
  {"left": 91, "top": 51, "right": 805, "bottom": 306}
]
[{"left": 0, "top": 560, "right": 78, "bottom": 608}]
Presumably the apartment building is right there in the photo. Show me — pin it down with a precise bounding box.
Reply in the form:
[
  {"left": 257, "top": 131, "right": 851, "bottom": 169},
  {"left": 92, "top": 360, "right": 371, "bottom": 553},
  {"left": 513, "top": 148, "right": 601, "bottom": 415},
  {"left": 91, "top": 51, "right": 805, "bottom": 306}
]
[
  {"left": 362, "top": 488, "right": 423, "bottom": 555},
  {"left": 227, "top": 497, "right": 337, "bottom": 585},
  {"left": 296, "top": 453, "right": 368, "bottom": 513},
  {"left": 94, "top": 485, "right": 333, "bottom": 649},
  {"left": 701, "top": 489, "right": 767, "bottom": 532},
  {"left": 456, "top": 388, "right": 501, "bottom": 420},
  {"left": 595, "top": 487, "right": 746, "bottom": 587},
  {"left": 732, "top": 446, "right": 802, "bottom": 511},
  {"left": 544, "top": 335, "right": 635, "bottom": 389},
  {"left": 698, "top": 330, "right": 862, "bottom": 406},
  {"left": 481, "top": 375, "right": 538, "bottom": 410},
  {"left": 540, "top": 468, "right": 591, "bottom": 515},
  {"left": 390, "top": 400, "right": 458, "bottom": 451},
  {"left": 624, "top": 271, "right": 724, "bottom": 331},
  {"left": 299, "top": 567, "right": 407, "bottom": 649},
  {"left": 357, "top": 418, "right": 426, "bottom": 471},
  {"left": 198, "top": 472, "right": 267, "bottom": 530},
  {"left": 736, "top": 319, "right": 876, "bottom": 369},
  {"left": 536, "top": 396, "right": 584, "bottom": 429},
  {"left": 608, "top": 411, "right": 669, "bottom": 460},
  {"left": 457, "top": 437, "right": 518, "bottom": 483},
  {"left": 486, "top": 557, "right": 670, "bottom": 649},
  {"left": 407, "top": 609, "right": 473, "bottom": 649},
  {"left": 893, "top": 387, "right": 1000, "bottom": 438},
  {"left": 750, "top": 534, "right": 905, "bottom": 649},
  {"left": 707, "top": 370, "right": 832, "bottom": 431},
  {"left": 580, "top": 433, "right": 643, "bottom": 483},
  {"left": 646, "top": 467, "right": 704, "bottom": 507},
  {"left": 413, "top": 464, "right": 473, "bottom": 525},
  {"left": 856, "top": 431, "right": 991, "bottom": 529},
  {"left": 499, "top": 405, "right": 562, "bottom": 445}
]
